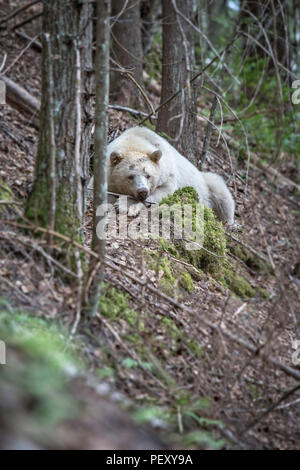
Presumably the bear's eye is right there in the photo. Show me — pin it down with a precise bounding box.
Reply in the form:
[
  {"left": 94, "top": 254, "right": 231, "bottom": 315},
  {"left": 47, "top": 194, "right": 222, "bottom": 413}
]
[
  {"left": 128, "top": 175, "right": 134, "bottom": 181},
  {"left": 146, "top": 175, "right": 151, "bottom": 180}
]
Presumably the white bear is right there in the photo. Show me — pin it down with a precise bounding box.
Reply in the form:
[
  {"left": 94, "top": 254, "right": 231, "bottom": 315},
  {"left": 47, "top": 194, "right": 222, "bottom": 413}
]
[{"left": 91, "top": 126, "right": 235, "bottom": 224}]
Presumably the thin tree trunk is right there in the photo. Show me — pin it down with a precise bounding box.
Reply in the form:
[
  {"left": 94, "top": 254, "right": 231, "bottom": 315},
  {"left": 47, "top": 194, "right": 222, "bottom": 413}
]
[
  {"left": 141, "top": 0, "right": 161, "bottom": 54},
  {"left": 111, "top": 0, "right": 143, "bottom": 106},
  {"left": 24, "top": 0, "right": 93, "bottom": 240},
  {"left": 86, "top": 0, "right": 111, "bottom": 317},
  {"left": 156, "top": 0, "right": 198, "bottom": 165}
]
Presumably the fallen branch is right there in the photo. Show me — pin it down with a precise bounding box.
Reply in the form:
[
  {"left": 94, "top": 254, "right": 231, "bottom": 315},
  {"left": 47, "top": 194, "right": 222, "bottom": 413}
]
[
  {"left": 15, "top": 30, "right": 42, "bottom": 52},
  {"left": 108, "top": 104, "right": 156, "bottom": 118},
  {"left": 0, "top": 200, "right": 22, "bottom": 205},
  {"left": 12, "top": 12, "right": 42, "bottom": 31},
  {"left": 0, "top": 74, "right": 40, "bottom": 127},
  {"left": 0, "top": 0, "right": 41, "bottom": 26},
  {"left": 227, "top": 232, "right": 272, "bottom": 267},
  {"left": 242, "top": 383, "right": 300, "bottom": 436},
  {"left": 3, "top": 34, "right": 41, "bottom": 74}
]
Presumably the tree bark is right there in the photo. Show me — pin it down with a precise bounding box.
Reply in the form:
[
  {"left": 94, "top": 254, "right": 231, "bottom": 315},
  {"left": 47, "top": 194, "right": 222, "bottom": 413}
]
[
  {"left": 111, "top": 0, "right": 143, "bottom": 106},
  {"left": 140, "top": 0, "right": 161, "bottom": 55},
  {"left": 156, "top": 0, "right": 198, "bottom": 165},
  {"left": 86, "top": 0, "right": 111, "bottom": 317},
  {"left": 24, "top": 0, "right": 93, "bottom": 240}
]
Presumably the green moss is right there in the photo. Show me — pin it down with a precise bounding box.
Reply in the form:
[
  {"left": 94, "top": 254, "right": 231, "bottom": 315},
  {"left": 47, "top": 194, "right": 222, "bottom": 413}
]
[
  {"left": 159, "top": 187, "right": 227, "bottom": 275},
  {"left": 179, "top": 272, "right": 194, "bottom": 293},
  {"left": 99, "top": 283, "right": 138, "bottom": 326},
  {"left": 0, "top": 302, "right": 80, "bottom": 427},
  {"left": 158, "top": 277, "right": 175, "bottom": 297},
  {"left": 228, "top": 242, "right": 273, "bottom": 274},
  {"left": 161, "top": 317, "right": 182, "bottom": 342},
  {"left": 257, "top": 287, "right": 269, "bottom": 299},
  {"left": 146, "top": 250, "right": 195, "bottom": 296},
  {"left": 221, "top": 265, "right": 255, "bottom": 298},
  {"left": 157, "top": 238, "right": 179, "bottom": 257},
  {"left": 157, "top": 187, "right": 257, "bottom": 299},
  {"left": 25, "top": 176, "right": 82, "bottom": 245},
  {"left": 0, "top": 179, "right": 13, "bottom": 201},
  {"left": 160, "top": 186, "right": 200, "bottom": 207},
  {"left": 0, "top": 179, "right": 15, "bottom": 216},
  {"left": 185, "top": 338, "right": 204, "bottom": 357}
]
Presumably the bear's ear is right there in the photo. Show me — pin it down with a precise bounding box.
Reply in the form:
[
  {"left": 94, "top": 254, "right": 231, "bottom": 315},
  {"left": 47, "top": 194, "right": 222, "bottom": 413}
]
[
  {"left": 149, "top": 150, "right": 162, "bottom": 164},
  {"left": 110, "top": 151, "right": 123, "bottom": 167}
]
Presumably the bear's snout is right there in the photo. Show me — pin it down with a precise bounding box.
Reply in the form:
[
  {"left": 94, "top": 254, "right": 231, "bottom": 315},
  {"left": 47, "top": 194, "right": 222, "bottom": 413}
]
[{"left": 137, "top": 188, "right": 149, "bottom": 201}]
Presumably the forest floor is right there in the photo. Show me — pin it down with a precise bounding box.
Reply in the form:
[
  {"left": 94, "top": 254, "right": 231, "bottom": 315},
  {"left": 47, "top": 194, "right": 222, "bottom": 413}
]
[{"left": 0, "top": 1, "right": 300, "bottom": 450}]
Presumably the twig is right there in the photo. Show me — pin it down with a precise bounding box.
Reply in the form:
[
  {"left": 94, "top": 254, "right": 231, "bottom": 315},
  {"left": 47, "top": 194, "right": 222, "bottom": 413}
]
[
  {"left": 0, "top": 53, "right": 7, "bottom": 72},
  {"left": 97, "top": 314, "right": 167, "bottom": 390},
  {"left": 239, "top": 30, "right": 297, "bottom": 80},
  {"left": 0, "top": 74, "right": 40, "bottom": 128},
  {"left": 139, "top": 34, "right": 240, "bottom": 126},
  {"left": 44, "top": 33, "right": 56, "bottom": 244},
  {"left": 110, "top": 57, "right": 155, "bottom": 116},
  {"left": 15, "top": 30, "right": 42, "bottom": 52},
  {"left": 0, "top": 200, "right": 22, "bottom": 205},
  {"left": 108, "top": 104, "right": 156, "bottom": 118},
  {"left": 0, "top": 0, "right": 41, "bottom": 26},
  {"left": 0, "top": 231, "right": 77, "bottom": 278},
  {"left": 242, "top": 383, "right": 300, "bottom": 436},
  {"left": 215, "top": 107, "right": 283, "bottom": 124},
  {"left": 227, "top": 232, "right": 271, "bottom": 267},
  {"left": 3, "top": 33, "right": 41, "bottom": 74},
  {"left": 71, "top": 248, "right": 84, "bottom": 336},
  {"left": 200, "top": 91, "right": 219, "bottom": 169},
  {"left": 12, "top": 12, "right": 42, "bottom": 31},
  {"left": 0, "top": 121, "right": 31, "bottom": 152},
  {"left": 0, "top": 275, "right": 31, "bottom": 304},
  {"left": 74, "top": 40, "right": 83, "bottom": 221}
]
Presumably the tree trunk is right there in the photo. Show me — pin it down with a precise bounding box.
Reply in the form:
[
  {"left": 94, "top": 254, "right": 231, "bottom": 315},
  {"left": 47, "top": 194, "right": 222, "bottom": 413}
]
[
  {"left": 25, "top": 0, "right": 93, "bottom": 239},
  {"left": 111, "top": 0, "right": 143, "bottom": 106},
  {"left": 86, "top": 0, "right": 111, "bottom": 317},
  {"left": 156, "top": 0, "right": 198, "bottom": 165},
  {"left": 141, "top": 0, "right": 161, "bottom": 55}
]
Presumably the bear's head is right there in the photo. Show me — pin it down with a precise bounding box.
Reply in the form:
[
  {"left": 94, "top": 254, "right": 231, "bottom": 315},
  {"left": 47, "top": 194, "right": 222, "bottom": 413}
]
[{"left": 108, "top": 150, "right": 162, "bottom": 201}]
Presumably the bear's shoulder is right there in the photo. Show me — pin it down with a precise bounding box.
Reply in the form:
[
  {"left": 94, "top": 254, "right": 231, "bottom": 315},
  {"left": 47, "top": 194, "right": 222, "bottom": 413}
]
[{"left": 109, "top": 127, "right": 161, "bottom": 155}]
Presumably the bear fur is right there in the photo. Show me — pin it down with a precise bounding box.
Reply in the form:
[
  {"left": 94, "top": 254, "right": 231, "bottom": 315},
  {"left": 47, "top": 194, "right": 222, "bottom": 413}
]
[{"left": 91, "top": 126, "right": 235, "bottom": 224}]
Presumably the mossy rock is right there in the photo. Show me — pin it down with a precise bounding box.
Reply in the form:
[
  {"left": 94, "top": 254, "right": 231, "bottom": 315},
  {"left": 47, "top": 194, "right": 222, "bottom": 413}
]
[
  {"left": 159, "top": 187, "right": 227, "bottom": 275},
  {"left": 146, "top": 250, "right": 194, "bottom": 296},
  {"left": 157, "top": 187, "right": 255, "bottom": 299}
]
